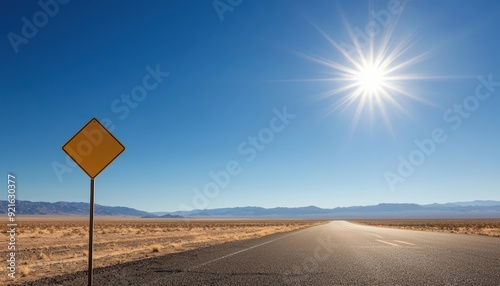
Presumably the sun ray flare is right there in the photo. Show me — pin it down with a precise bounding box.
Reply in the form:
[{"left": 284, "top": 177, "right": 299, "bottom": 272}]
[{"left": 302, "top": 14, "right": 438, "bottom": 133}]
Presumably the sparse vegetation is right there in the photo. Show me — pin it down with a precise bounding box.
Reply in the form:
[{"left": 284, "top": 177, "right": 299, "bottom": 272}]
[
  {"left": 169, "top": 242, "right": 186, "bottom": 252},
  {"left": 0, "top": 216, "right": 323, "bottom": 284},
  {"left": 150, "top": 244, "right": 162, "bottom": 253},
  {"left": 18, "top": 266, "right": 31, "bottom": 277},
  {"left": 38, "top": 252, "right": 49, "bottom": 260},
  {"left": 353, "top": 219, "right": 500, "bottom": 237}
]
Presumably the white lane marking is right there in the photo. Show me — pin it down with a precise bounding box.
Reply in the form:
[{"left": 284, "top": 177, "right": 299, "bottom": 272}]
[
  {"left": 393, "top": 240, "right": 416, "bottom": 246},
  {"left": 189, "top": 227, "right": 311, "bottom": 270},
  {"left": 376, "top": 239, "right": 401, "bottom": 247},
  {"left": 366, "top": 233, "right": 383, "bottom": 238}
]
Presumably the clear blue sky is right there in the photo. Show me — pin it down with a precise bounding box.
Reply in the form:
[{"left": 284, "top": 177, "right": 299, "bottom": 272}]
[{"left": 2, "top": 0, "right": 499, "bottom": 212}]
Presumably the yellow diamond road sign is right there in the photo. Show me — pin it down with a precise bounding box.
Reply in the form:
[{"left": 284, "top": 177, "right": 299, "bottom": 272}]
[{"left": 63, "top": 118, "right": 125, "bottom": 178}]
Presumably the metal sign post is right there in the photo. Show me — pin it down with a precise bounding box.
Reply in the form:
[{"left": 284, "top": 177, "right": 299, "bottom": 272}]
[
  {"left": 89, "top": 178, "right": 95, "bottom": 285},
  {"left": 62, "top": 118, "right": 125, "bottom": 286}
]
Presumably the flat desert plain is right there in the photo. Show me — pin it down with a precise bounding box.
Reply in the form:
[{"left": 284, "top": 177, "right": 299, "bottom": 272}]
[
  {"left": 353, "top": 219, "right": 500, "bottom": 237},
  {"left": 1, "top": 216, "right": 324, "bottom": 284}
]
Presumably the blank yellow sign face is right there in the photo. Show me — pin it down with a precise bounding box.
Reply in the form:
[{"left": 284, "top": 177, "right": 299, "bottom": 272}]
[{"left": 63, "top": 118, "right": 125, "bottom": 178}]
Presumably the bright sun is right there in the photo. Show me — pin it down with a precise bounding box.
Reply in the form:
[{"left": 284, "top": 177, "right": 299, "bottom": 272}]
[
  {"left": 356, "top": 63, "right": 386, "bottom": 95},
  {"left": 300, "top": 20, "right": 434, "bottom": 134}
]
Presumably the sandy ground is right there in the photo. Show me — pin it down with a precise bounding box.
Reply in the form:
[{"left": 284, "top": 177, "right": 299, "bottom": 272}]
[
  {"left": 1, "top": 216, "right": 324, "bottom": 284},
  {"left": 353, "top": 219, "right": 500, "bottom": 237}
]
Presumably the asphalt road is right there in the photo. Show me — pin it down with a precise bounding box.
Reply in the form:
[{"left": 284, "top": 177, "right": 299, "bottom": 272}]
[{"left": 25, "top": 221, "right": 500, "bottom": 285}]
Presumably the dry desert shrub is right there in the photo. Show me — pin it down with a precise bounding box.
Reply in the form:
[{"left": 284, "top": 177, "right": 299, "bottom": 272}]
[
  {"left": 169, "top": 242, "right": 186, "bottom": 252},
  {"left": 38, "top": 252, "right": 49, "bottom": 260},
  {"left": 150, "top": 244, "right": 162, "bottom": 253},
  {"left": 18, "top": 266, "right": 30, "bottom": 277}
]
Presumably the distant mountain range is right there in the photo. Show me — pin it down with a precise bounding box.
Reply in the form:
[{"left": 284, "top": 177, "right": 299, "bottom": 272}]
[
  {"left": 0, "top": 200, "right": 150, "bottom": 217},
  {"left": 141, "top": 214, "right": 184, "bottom": 219},
  {"left": 1, "top": 200, "right": 500, "bottom": 219},
  {"left": 157, "top": 200, "right": 500, "bottom": 219}
]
